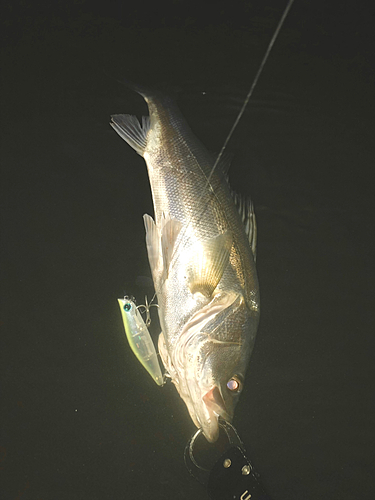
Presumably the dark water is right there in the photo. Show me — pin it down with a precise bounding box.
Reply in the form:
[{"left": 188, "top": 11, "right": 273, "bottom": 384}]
[{"left": 1, "top": 1, "right": 374, "bottom": 499}]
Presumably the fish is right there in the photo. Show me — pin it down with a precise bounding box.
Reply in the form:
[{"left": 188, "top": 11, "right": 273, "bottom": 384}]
[{"left": 111, "top": 84, "right": 260, "bottom": 442}]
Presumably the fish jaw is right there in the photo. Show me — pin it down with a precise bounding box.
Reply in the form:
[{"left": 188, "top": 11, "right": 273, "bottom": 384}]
[
  {"left": 183, "top": 344, "right": 233, "bottom": 443},
  {"left": 183, "top": 356, "right": 237, "bottom": 443},
  {"left": 174, "top": 368, "right": 229, "bottom": 443},
  {"left": 162, "top": 292, "right": 256, "bottom": 443},
  {"left": 196, "top": 385, "right": 230, "bottom": 443},
  {"left": 158, "top": 311, "right": 228, "bottom": 442}
]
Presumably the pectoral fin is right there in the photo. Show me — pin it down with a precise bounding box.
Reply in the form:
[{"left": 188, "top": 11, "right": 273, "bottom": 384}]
[
  {"left": 160, "top": 214, "right": 182, "bottom": 278},
  {"left": 188, "top": 231, "right": 233, "bottom": 297},
  {"left": 143, "top": 213, "right": 161, "bottom": 278},
  {"left": 143, "top": 213, "right": 183, "bottom": 285}
]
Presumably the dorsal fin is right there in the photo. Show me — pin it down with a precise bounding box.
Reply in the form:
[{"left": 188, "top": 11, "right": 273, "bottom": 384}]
[{"left": 232, "top": 192, "right": 257, "bottom": 261}]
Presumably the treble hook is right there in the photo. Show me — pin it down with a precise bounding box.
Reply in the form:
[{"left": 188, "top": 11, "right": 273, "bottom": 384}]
[{"left": 136, "top": 293, "right": 158, "bottom": 327}]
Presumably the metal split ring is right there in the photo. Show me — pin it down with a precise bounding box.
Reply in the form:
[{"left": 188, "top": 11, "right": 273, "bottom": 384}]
[{"left": 184, "top": 419, "right": 245, "bottom": 483}]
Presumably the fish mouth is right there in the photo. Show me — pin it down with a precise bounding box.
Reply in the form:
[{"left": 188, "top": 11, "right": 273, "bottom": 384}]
[{"left": 193, "top": 385, "right": 230, "bottom": 443}]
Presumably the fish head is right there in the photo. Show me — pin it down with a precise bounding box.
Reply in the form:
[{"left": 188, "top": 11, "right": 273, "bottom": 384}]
[{"left": 176, "top": 292, "right": 259, "bottom": 443}]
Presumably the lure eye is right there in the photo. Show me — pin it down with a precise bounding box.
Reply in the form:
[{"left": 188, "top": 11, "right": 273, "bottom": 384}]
[
  {"left": 123, "top": 303, "right": 132, "bottom": 312},
  {"left": 227, "top": 377, "right": 241, "bottom": 393}
]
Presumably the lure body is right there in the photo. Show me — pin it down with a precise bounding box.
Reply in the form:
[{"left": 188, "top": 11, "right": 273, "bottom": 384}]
[{"left": 118, "top": 298, "right": 163, "bottom": 386}]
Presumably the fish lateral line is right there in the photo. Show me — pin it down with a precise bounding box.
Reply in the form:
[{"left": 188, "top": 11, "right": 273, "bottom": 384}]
[{"left": 168, "top": 0, "right": 296, "bottom": 271}]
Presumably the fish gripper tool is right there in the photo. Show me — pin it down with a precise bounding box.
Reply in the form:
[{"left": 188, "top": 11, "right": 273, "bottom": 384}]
[{"left": 184, "top": 419, "right": 272, "bottom": 500}]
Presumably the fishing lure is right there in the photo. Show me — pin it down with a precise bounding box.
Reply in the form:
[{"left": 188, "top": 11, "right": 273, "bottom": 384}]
[{"left": 118, "top": 297, "right": 163, "bottom": 386}]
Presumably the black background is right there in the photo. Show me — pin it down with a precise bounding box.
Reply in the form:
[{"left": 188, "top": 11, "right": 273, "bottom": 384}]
[{"left": 1, "top": 1, "right": 374, "bottom": 499}]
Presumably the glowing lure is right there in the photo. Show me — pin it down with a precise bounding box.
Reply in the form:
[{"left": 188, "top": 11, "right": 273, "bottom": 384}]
[{"left": 118, "top": 297, "right": 163, "bottom": 385}]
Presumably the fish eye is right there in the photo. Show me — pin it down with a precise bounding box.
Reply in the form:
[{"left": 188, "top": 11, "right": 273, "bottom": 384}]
[
  {"left": 123, "top": 303, "right": 132, "bottom": 312},
  {"left": 227, "top": 376, "right": 241, "bottom": 393}
]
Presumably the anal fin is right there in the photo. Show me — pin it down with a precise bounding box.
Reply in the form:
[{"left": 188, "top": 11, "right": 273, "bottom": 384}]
[{"left": 110, "top": 114, "right": 150, "bottom": 156}]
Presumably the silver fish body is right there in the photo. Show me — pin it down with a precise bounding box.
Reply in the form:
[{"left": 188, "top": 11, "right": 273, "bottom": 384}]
[{"left": 111, "top": 86, "right": 260, "bottom": 442}]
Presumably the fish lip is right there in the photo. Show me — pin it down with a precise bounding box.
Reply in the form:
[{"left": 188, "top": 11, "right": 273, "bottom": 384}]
[
  {"left": 194, "top": 409, "right": 220, "bottom": 443},
  {"left": 200, "top": 418, "right": 220, "bottom": 443},
  {"left": 195, "top": 385, "right": 230, "bottom": 443}
]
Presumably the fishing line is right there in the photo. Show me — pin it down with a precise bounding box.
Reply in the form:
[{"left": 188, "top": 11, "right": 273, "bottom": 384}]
[
  {"left": 206, "top": 0, "right": 295, "bottom": 187},
  {"left": 167, "top": 0, "right": 295, "bottom": 276}
]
